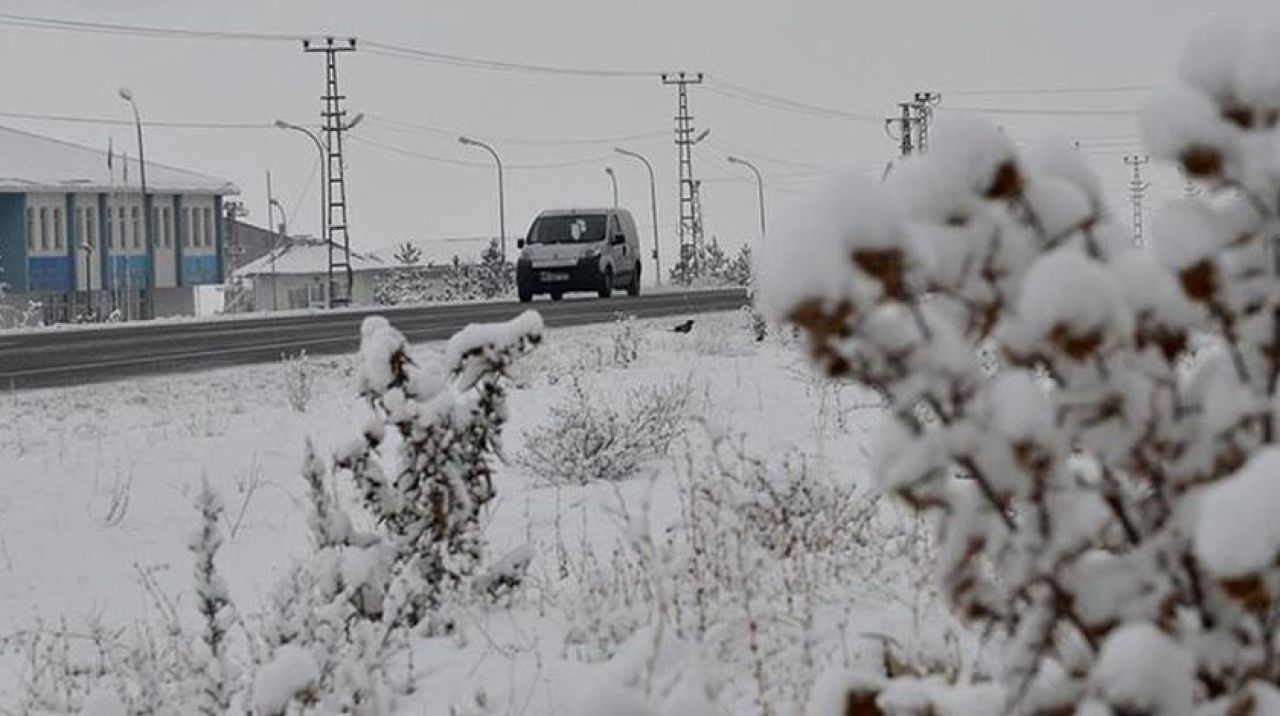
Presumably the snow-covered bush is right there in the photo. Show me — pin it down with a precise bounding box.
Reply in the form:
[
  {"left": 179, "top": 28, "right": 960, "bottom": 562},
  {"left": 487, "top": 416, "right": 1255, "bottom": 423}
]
[
  {"left": 611, "top": 313, "right": 644, "bottom": 368},
  {"left": 519, "top": 374, "right": 693, "bottom": 484},
  {"left": 561, "top": 434, "right": 905, "bottom": 714},
  {"left": 336, "top": 310, "right": 542, "bottom": 626},
  {"left": 281, "top": 350, "right": 313, "bottom": 413},
  {"left": 761, "top": 24, "right": 1280, "bottom": 714}
]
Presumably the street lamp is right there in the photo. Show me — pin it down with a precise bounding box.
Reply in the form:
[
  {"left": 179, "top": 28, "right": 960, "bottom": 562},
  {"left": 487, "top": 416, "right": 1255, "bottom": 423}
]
[
  {"left": 614, "top": 147, "right": 661, "bottom": 286},
  {"left": 604, "top": 166, "right": 618, "bottom": 208},
  {"left": 459, "top": 136, "right": 507, "bottom": 261},
  {"left": 726, "top": 155, "right": 766, "bottom": 243},
  {"left": 274, "top": 119, "right": 328, "bottom": 269},
  {"left": 269, "top": 197, "right": 288, "bottom": 311},
  {"left": 119, "top": 87, "right": 152, "bottom": 318}
]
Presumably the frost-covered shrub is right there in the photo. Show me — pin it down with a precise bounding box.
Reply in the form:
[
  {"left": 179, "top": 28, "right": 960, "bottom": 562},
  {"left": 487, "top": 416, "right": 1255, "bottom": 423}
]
[
  {"left": 761, "top": 24, "right": 1280, "bottom": 714},
  {"left": 335, "top": 310, "right": 542, "bottom": 626},
  {"left": 281, "top": 350, "right": 313, "bottom": 413},
  {"left": 611, "top": 313, "right": 644, "bottom": 368},
  {"left": 561, "top": 435, "right": 905, "bottom": 714},
  {"left": 519, "top": 374, "right": 692, "bottom": 484}
]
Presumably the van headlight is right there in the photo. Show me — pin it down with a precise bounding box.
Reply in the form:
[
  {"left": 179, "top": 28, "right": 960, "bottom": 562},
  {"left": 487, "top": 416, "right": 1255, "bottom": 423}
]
[{"left": 583, "top": 246, "right": 601, "bottom": 259}]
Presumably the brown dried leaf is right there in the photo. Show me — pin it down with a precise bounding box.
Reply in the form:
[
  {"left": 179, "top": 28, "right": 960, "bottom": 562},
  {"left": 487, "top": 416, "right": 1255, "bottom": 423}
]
[
  {"left": 1178, "top": 260, "right": 1219, "bottom": 302},
  {"left": 985, "top": 160, "right": 1023, "bottom": 200},
  {"left": 1181, "top": 145, "right": 1225, "bottom": 179},
  {"left": 853, "top": 248, "right": 910, "bottom": 301},
  {"left": 1049, "top": 323, "right": 1105, "bottom": 361}
]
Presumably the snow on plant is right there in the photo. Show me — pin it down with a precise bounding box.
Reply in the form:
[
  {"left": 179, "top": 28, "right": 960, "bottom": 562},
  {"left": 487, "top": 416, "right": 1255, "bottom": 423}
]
[
  {"left": 250, "top": 440, "right": 410, "bottom": 715},
  {"left": 189, "top": 477, "right": 236, "bottom": 714},
  {"left": 561, "top": 434, "right": 922, "bottom": 715},
  {"left": 335, "top": 310, "right": 542, "bottom": 627},
  {"left": 760, "top": 24, "right": 1280, "bottom": 714},
  {"left": 281, "top": 349, "right": 314, "bottom": 413},
  {"left": 519, "top": 373, "right": 693, "bottom": 484}
]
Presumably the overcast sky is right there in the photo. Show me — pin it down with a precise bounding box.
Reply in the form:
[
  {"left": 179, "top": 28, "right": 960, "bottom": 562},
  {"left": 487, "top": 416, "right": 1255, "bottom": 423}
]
[{"left": 0, "top": 0, "right": 1271, "bottom": 263}]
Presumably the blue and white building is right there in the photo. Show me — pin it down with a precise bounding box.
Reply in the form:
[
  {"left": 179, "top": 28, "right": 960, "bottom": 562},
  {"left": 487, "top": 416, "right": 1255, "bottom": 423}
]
[{"left": 0, "top": 125, "right": 239, "bottom": 320}]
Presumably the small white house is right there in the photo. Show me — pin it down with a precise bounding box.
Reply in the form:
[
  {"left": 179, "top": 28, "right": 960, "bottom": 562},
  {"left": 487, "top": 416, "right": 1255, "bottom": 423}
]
[{"left": 233, "top": 238, "right": 385, "bottom": 310}]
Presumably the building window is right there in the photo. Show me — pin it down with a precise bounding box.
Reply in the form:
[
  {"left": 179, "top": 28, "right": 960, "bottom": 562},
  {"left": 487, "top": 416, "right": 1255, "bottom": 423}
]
[
  {"left": 39, "top": 207, "right": 48, "bottom": 251},
  {"left": 162, "top": 207, "right": 172, "bottom": 248},
  {"left": 203, "top": 208, "right": 213, "bottom": 248},
  {"left": 25, "top": 207, "right": 34, "bottom": 251},
  {"left": 131, "top": 207, "right": 141, "bottom": 249},
  {"left": 117, "top": 207, "right": 127, "bottom": 251},
  {"left": 53, "top": 207, "right": 63, "bottom": 250}
]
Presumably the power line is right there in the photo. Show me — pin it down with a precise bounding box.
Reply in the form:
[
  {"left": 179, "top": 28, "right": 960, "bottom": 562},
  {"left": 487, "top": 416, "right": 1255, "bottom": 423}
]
[
  {"left": 0, "top": 12, "right": 297, "bottom": 42},
  {"left": 0, "top": 109, "right": 271, "bottom": 129},
  {"left": 939, "top": 105, "right": 1138, "bottom": 117},
  {"left": 702, "top": 76, "right": 881, "bottom": 122},
  {"left": 945, "top": 84, "right": 1160, "bottom": 97},
  {"left": 350, "top": 134, "right": 615, "bottom": 170},
  {"left": 362, "top": 41, "right": 660, "bottom": 78},
  {"left": 364, "top": 114, "right": 668, "bottom": 147}
]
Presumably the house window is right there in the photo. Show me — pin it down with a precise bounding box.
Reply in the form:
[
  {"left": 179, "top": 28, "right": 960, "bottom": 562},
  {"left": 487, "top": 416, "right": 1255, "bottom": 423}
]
[
  {"left": 131, "top": 207, "right": 141, "bottom": 249},
  {"left": 203, "top": 208, "right": 213, "bottom": 248},
  {"left": 117, "top": 207, "right": 127, "bottom": 251},
  {"left": 39, "top": 207, "right": 48, "bottom": 251},
  {"left": 191, "top": 208, "right": 201, "bottom": 249},
  {"left": 162, "top": 207, "right": 172, "bottom": 248},
  {"left": 53, "top": 207, "right": 63, "bottom": 250},
  {"left": 25, "top": 207, "right": 34, "bottom": 251}
]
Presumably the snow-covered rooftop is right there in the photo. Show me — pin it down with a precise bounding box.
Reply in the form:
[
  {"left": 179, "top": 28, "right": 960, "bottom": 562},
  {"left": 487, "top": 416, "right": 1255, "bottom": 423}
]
[
  {"left": 234, "top": 239, "right": 385, "bottom": 277},
  {"left": 0, "top": 125, "right": 238, "bottom": 196}
]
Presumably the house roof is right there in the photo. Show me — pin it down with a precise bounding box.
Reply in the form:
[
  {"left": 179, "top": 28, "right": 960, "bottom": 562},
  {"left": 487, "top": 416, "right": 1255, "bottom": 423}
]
[
  {"left": 234, "top": 239, "right": 386, "bottom": 277},
  {"left": 371, "top": 236, "right": 498, "bottom": 267},
  {"left": 0, "top": 125, "right": 238, "bottom": 195}
]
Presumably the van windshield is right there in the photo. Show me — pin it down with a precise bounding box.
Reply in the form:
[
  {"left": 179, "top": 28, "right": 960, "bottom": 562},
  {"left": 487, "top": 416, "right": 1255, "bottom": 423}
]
[{"left": 527, "top": 214, "right": 607, "bottom": 245}]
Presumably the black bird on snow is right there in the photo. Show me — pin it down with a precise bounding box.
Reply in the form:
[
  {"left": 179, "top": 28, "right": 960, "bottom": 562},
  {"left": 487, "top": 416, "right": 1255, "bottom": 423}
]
[{"left": 671, "top": 319, "right": 695, "bottom": 334}]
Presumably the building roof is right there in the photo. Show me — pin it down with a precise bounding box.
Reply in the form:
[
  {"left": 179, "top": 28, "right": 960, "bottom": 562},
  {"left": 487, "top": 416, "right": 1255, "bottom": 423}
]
[
  {"left": 372, "top": 236, "right": 498, "bottom": 267},
  {"left": 0, "top": 125, "right": 238, "bottom": 195},
  {"left": 234, "top": 239, "right": 386, "bottom": 278}
]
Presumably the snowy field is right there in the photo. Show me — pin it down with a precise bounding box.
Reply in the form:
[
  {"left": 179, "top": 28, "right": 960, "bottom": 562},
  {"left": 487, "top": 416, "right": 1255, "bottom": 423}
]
[{"left": 0, "top": 308, "right": 953, "bottom": 714}]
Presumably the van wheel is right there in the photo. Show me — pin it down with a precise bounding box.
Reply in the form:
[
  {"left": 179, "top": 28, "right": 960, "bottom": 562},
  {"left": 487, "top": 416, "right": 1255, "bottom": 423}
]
[
  {"left": 598, "top": 268, "right": 613, "bottom": 298},
  {"left": 626, "top": 264, "right": 641, "bottom": 297},
  {"left": 550, "top": 291, "right": 563, "bottom": 301}
]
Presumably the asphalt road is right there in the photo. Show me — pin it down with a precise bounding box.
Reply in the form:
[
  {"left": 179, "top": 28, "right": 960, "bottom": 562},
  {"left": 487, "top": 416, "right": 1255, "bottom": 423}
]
[{"left": 0, "top": 287, "right": 750, "bottom": 391}]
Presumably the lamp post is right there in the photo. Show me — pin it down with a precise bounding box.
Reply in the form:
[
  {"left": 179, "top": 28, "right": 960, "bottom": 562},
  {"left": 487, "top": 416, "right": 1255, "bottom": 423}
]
[
  {"left": 614, "top": 147, "right": 661, "bottom": 285},
  {"left": 276, "top": 114, "right": 362, "bottom": 308},
  {"left": 604, "top": 166, "right": 618, "bottom": 208},
  {"left": 81, "top": 242, "right": 94, "bottom": 318},
  {"left": 270, "top": 197, "right": 288, "bottom": 312},
  {"left": 118, "top": 87, "right": 151, "bottom": 318},
  {"left": 458, "top": 136, "right": 507, "bottom": 261},
  {"left": 726, "top": 155, "right": 766, "bottom": 243},
  {"left": 274, "top": 119, "right": 327, "bottom": 265}
]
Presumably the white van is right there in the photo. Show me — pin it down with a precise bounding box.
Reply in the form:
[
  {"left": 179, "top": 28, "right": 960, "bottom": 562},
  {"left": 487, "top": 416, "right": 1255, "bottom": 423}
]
[{"left": 516, "top": 208, "right": 642, "bottom": 302}]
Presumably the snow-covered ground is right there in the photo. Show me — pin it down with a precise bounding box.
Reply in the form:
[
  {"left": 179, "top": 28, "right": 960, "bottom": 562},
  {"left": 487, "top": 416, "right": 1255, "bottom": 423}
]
[{"left": 0, "top": 309, "right": 954, "bottom": 714}]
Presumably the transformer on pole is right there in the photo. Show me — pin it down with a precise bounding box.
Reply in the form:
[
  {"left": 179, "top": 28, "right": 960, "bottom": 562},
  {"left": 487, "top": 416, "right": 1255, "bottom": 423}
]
[{"left": 303, "top": 36, "right": 357, "bottom": 308}]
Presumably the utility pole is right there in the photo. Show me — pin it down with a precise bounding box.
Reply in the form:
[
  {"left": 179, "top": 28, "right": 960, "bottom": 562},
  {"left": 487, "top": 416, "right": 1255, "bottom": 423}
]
[
  {"left": 303, "top": 36, "right": 357, "bottom": 308},
  {"left": 912, "top": 91, "right": 941, "bottom": 154},
  {"left": 662, "top": 71, "right": 705, "bottom": 283},
  {"left": 885, "top": 103, "right": 915, "bottom": 158},
  {"left": 1125, "top": 155, "right": 1151, "bottom": 245}
]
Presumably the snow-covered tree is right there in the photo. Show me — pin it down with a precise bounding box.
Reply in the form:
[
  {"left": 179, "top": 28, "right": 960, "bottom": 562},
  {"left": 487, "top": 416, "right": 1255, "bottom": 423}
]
[
  {"left": 336, "top": 310, "right": 542, "bottom": 627},
  {"left": 392, "top": 241, "right": 423, "bottom": 266},
  {"left": 761, "top": 24, "right": 1280, "bottom": 714},
  {"left": 189, "top": 477, "right": 236, "bottom": 714}
]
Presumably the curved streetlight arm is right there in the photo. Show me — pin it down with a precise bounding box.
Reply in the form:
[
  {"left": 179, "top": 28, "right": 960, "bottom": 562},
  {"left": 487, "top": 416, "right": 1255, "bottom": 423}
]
[
  {"left": 275, "top": 120, "right": 328, "bottom": 248},
  {"left": 727, "top": 155, "right": 767, "bottom": 242},
  {"left": 459, "top": 136, "right": 507, "bottom": 260},
  {"left": 614, "top": 147, "right": 661, "bottom": 285}
]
